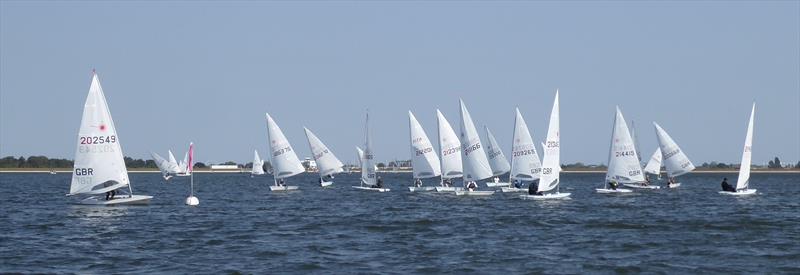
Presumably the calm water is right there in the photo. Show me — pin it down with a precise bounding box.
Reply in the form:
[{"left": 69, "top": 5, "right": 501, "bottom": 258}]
[{"left": 1, "top": 172, "right": 798, "bottom": 273}]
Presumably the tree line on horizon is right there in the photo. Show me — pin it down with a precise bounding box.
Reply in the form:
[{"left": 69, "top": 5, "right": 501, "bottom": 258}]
[{"left": 3, "top": 155, "right": 799, "bottom": 170}]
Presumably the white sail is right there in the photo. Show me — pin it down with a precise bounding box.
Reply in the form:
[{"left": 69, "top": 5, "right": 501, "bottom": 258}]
[
  {"left": 538, "top": 91, "right": 561, "bottom": 193},
  {"left": 606, "top": 107, "right": 646, "bottom": 184},
  {"left": 266, "top": 113, "right": 305, "bottom": 179},
  {"left": 436, "top": 109, "right": 463, "bottom": 179},
  {"left": 409, "top": 111, "right": 441, "bottom": 179},
  {"left": 69, "top": 73, "right": 130, "bottom": 195},
  {"left": 356, "top": 146, "right": 364, "bottom": 167},
  {"left": 167, "top": 150, "right": 181, "bottom": 173},
  {"left": 361, "top": 112, "right": 377, "bottom": 186},
  {"left": 150, "top": 152, "right": 172, "bottom": 177},
  {"left": 509, "top": 108, "right": 542, "bottom": 181},
  {"left": 458, "top": 100, "right": 493, "bottom": 182},
  {"left": 654, "top": 122, "right": 696, "bottom": 178},
  {"left": 642, "top": 148, "right": 662, "bottom": 175},
  {"left": 304, "top": 127, "right": 344, "bottom": 177},
  {"left": 252, "top": 150, "right": 265, "bottom": 175},
  {"left": 484, "top": 126, "right": 511, "bottom": 177},
  {"left": 179, "top": 152, "right": 189, "bottom": 174},
  {"left": 736, "top": 103, "right": 755, "bottom": 190}
]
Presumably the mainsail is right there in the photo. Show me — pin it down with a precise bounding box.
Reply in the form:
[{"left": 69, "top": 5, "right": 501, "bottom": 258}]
[
  {"left": 538, "top": 91, "right": 561, "bottom": 193},
  {"left": 735, "top": 103, "right": 755, "bottom": 190},
  {"left": 409, "top": 111, "right": 441, "bottom": 179},
  {"left": 458, "top": 100, "right": 492, "bottom": 182},
  {"left": 654, "top": 122, "right": 696, "bottom": 178},
  {"left": 509, "top": 108, "right": 542, "bottom": 181},
  {"left": 304, "top": 127, "right": 344, "bottom": 177},
  {"left": 484, "top": 126, "right": 511, "bottom": 177},
  {"left": 266, "top": 113, "right": 305, "bottom": 179},
  {"left": 605, "top": 107, "right": 646, "bottom": 184}
]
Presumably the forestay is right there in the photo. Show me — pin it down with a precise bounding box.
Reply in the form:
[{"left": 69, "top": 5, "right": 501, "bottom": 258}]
[
  {"left": 654, "top": 122, "right": 696, "bottom": 177},
  {"left": 252, "top": 150, "right": 265, "bottom": 175},
  {"left": 642, "top": 148, "right": 662, "bottom": 175},
  {"left": 70, "top": 73, "right": 129, "bottom": 196},
  {"left": 437, "top": 109, "right": 463, "bottom": 179},
  {"left": 509, "top": 108, "right": 542, "bottom": 181},
  {"left": 484, "top": 127, "right": 511, "bottom": 177},
  {"left": 458, "top": 100, "right": 493, "bottom": 182},
  {"left": 605, "top": 107, "right": 646, "bottom": 184},
  {"left": 409, "top": 111, "right": 441, "bottom": 179},
  {"left": 304, "top": 127, "right": 344, "bottom": 177},
  {"left": 266, "top": 113, "right": 305, "bottom": 179},
  {"left": 736, "top": 103, "right": 755, "bottom": 190},
  {"left": 538, "top": 91, "right": 561, "bottom": 193}
]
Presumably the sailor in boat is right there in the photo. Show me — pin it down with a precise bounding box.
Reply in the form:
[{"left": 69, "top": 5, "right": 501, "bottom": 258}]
[
  {"left": 513, "top": 179, "right": 523, "bottom": 189},
  {"left": 492, "top": 177, "right": 500, "bottom": 183},
  {"left": 607, "top": 179, "right": 619, "bottom": 190},
  {"left": 528, "top": 180, "right": 542, "bottom": 195},
  {"left": 414, "top": 178, "right": 422, "bottom": 187},
  {"left": 721, "top": 177, "right": 735, "bottom": 192},
  {"left": 641, "top": 177, "right": 650, "bottom": 187},
  {"left": 465, "top": 181, "right": 478, "bottom": 191},
  {"left": 278, "top": 178, "right": 286, "bottom": 187},
  {"left": 371, "top": 176, "right": 384, "bottom": 189},
  {"left": 443, "top": 178, "right": 453, "bottom": 187}
]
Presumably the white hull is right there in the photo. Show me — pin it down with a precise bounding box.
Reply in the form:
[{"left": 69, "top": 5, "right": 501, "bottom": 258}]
[
  {"left": 351, "top": 186, "right": 390, "bottom": 192},
  {"left": 500, "top": 187, "right": 526, "bottom": 193},
  {"left": 520, "top": 192, "right": 571, "bottom": 200},
  {"left": 269, "top": 185, "right": 299, "bottom": 191},
  {"left": 485, "top": 182, "right": 511, "bottom": 187},
  {"left": 408, "top": 186, "right": 436, "bottom": 192},
  {"left": 719, "top": 189, "right": 757, "bottom": 195},
  {"left": 622, "top": 183, "right": 661, "bottom": 190},
  {"left": 596, "top": 188, "right": 633, "bottom": 193},
  {"left": 435, "top": 186, "right": 463, "bottom": 192},
  {"left": 320, "top": 181, "right": 333, "bottom": 187},
  {"left": 78, "top": 195, "right": 153, "bottom": 205},
  {"left": 667, "top": 183, "right": 681, "bottom": 188},
  {"left": 454, "top": 190, "right": 495, "bottom": 196}
]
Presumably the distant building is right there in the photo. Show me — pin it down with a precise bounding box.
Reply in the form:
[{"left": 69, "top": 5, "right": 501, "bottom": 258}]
[
  {"left": 302, "top": 157, "right": 317, "bottom": 171},
  {"left": 210, "top": 164, "right": 240, "bottom": 172}
]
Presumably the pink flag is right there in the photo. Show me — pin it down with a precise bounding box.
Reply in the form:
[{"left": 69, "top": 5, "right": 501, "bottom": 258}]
[{"left": 187, "top": 142, "right": 194, "bottom": 173}]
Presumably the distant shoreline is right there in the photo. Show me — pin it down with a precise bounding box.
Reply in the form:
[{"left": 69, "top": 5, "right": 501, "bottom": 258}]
[{"left": 2, "top": 168, "right": 798, "bottom": 174}]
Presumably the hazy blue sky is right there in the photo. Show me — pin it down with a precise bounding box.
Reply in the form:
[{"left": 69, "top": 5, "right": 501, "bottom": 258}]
[{"left": 1, "top": 1, "right": 798, "bottom": 166}]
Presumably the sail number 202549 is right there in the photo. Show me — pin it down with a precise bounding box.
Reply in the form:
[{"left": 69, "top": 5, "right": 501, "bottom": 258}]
[{"left": 79, "top": 135, "right": 116, "bottom": 145}]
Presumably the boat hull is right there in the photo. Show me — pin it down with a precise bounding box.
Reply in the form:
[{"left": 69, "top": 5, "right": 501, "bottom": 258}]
[
  {"left": 485, "top": 182, "right": 510, "bottom": 187},
  {"left": 719, "top": 189, "right": 757, "bottom": 195},
  {"left": 667, "top": 183, "right": 681, "bottom": 188},
  {"left": 435, "top": 186, "right": 463, "bottom": 192},
  {"left": 320, "top": 181, "right": 333, "bottom": 187},
  {"left": 520, "top": 192, "right": 571, "bottom": 200},
  {"left": 352, "top": 186, "right": 390, "bottom": 192},
  {"left": 78, "top": 195, "right": 153, "bottom": 205},
  {"left": 500, "top": 187, "right": 525, "bottom": 193},
  {"left": 408, "top": 186, "right": 436, "bottom": 192},
  {"left": 596, "top": 188, "right": 633, "bottom": 193},
  {"left": 623, "top": 183, "right": 661, "bottom": 190},
  {"left": 454, "top": 190, "right": 495, "bottom": 196},
  {"left": 269, "top": 185, "right": 299, "bottom": 191}
]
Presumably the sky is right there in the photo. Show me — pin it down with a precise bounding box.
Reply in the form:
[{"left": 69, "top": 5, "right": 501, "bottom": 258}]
[{"left": 1, "top": 1, "right": 798, "bottom": 166}]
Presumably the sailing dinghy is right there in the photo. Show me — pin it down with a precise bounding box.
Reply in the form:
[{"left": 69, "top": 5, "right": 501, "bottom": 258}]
[
  {"left": 304, "top": 127, "right": 344, "bottom": 187},
  {"left": 184, "top": 142, "right": 199, "bottom": 206},
  {"left": 67, "top": 71, "right": 152, "bottom": 205},
  {"left": 266, "top": 113, "right": 305, "bottom": 191},
  {"left": 454, "top": 100, "right": 495, "bottom": 196},
  {"left": 720, "top": 103, "right": 757, "bottom": 196},
  {"left": 408, "top": 111, "right": 441, "bottom": 192},
  {"left": 352, "top": 111, "right": 390, "bottom": 192},
  {"left": 654, "top": 122, "right": 696, "bottom": 188},
  {"left": 484, "top": 126, "right": 511, "bottom": 187},
  {"left": 501, "top": 108, "right": 542, "bottom": 193},
  {"left": 641, "top": 148, "right": 665, "bottom": 188},
  {"left": 521, "top": 91, "right": 570, "bottom": 199},
  {"left": 434, "top": 110, "right": 464, "bottom": 192},
  {"left": 251, "top": 150, "right": 266, "bottom": 177},
  {"left": 151, "top": 152, "right": 175, "bottom": 181},
  {"left": 597, "top": 107, "right": 642, "bottom": 193}
]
